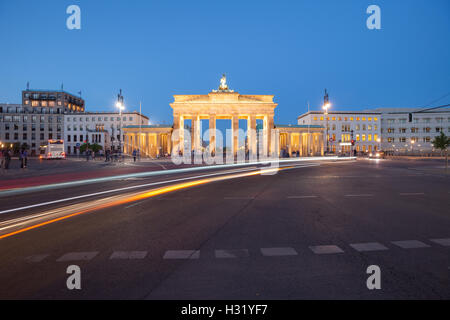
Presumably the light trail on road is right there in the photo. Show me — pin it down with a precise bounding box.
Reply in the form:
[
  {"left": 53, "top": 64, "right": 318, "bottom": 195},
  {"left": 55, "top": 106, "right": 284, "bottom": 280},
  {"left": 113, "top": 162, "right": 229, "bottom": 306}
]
[
  {"left": 0, "top": 164, "right": 317, "bottom": 240},
  {"left": 0, "top": 157, "right": 353, "bottom": 197}
]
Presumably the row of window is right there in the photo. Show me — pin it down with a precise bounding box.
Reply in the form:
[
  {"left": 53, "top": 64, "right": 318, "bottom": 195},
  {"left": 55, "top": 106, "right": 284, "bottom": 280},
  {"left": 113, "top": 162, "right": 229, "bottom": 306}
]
[
  {"left": 327, "top": 134, "right": 379, "bottom": 142},
  {"left": 0, "top": 115, "right": 63, "bottom": 123},
  {"left": 385, "top": 127, "right": 449, "bottom": 134},
  {"left": 67, "top": 124, "right": 121, "bottom": 131},
  {"left": 327, "top": 124, "right": 379, "bottom": 131},
  {"left": 2, "top": 133, "right": 61, "bottom": 141},
  {"left": 66, "top": 135, "right": 123, "bottom": 143},
  {"left": 67, "top": 116, "right": 134, "bottom": 122},
  {"left": 313, "top": 116, "right": 379, "bottom": 122},
  {"left": 0, "top": 107, "right": 67, "bottom": 114},
  {"left": 386, "top": 118, "right": 449, "bottom": 124},
  {"left": 386, "top": 137, "right": 433, "bottom": 143},
  {"left": 3, "top": 124, "right": 62, "bottom": 131}
]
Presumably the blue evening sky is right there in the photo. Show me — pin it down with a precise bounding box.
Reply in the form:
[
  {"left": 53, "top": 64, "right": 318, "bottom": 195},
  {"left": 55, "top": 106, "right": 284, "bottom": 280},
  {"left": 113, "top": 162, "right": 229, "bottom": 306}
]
[{"left": 0, "top": 0, "right": 449, "bottom": 125}]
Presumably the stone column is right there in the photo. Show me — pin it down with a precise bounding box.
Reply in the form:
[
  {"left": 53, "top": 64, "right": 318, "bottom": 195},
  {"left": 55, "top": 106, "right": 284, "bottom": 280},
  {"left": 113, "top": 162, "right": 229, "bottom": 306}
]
[
  {"left": 267, "top": 115, "right": 274, "bottom": 156},
  {"left": 173, "top": 114, "right": 184, "bottom": 155},
  {"left": 190, "top": 115, "right": 201, "bottom": 153},
  {"left": 156, "top": 133, "right": 161, "bottom": 157},
  {"left": 209, "top": 115, "right": 216, "bottom": 155},
  {"left": 232, "top": 116, "right": 239, "bottom": 157},
  {"left": 287, "top": 133, "right": 292, "bottom": 157},
  {"left": 321, "top": 132, "right": 325, "bottom": 156},
  {"left": 308, "top": 133, "right": 313, "bottom": 156},
  {"left": 247, "top": 115, "right": 257, "bottom": 158}
]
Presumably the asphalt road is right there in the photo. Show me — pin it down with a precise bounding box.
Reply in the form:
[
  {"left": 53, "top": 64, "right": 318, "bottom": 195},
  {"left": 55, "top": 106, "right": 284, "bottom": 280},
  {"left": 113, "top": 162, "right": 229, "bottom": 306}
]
[{"left": 0, "top": 158, "right": 449, "bottom": 299}]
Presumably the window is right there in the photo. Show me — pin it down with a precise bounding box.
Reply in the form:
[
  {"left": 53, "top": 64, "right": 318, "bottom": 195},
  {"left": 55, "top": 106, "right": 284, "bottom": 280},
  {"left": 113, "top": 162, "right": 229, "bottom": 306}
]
[
  {"left": 368, "top": 134, "right": 372, "bottom": 141},
  {"left": 68, "top": 135, "right": 71, "bottom": 142},
  {"left": 362, "top": 134, "right": 366, "bottom": 141}
]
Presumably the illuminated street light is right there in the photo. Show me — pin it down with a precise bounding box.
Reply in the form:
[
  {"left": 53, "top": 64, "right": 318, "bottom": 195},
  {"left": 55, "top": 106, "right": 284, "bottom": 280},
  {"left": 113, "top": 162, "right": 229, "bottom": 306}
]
[
  {"left": 323, "top": 89, "right": 331, "bottom": 154},
  {"left": 116, "top": 89, "right": 125, "bottom": 160}
]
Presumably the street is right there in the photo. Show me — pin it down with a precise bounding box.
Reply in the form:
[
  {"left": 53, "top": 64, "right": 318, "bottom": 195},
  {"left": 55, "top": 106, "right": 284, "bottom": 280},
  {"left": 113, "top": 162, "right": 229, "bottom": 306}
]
[{"left": 0, "top": 158, "right": 449, "bottom": 299}]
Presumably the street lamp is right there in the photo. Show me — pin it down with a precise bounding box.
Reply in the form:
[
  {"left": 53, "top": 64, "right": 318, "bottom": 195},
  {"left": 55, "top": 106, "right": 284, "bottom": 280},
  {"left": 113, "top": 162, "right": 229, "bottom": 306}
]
[
  {"left": 322, "top": 89, "right": 331, "bottom": 154},
  {"left": 116, "top": 89, "right": 125, "bottom": 160}
]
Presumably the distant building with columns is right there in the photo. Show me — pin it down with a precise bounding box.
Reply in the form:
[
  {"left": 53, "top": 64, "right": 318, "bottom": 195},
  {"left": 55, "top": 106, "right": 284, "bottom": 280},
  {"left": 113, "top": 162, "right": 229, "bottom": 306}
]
[{"left": 123, "top": 77, "right": 325, "bottom": 159}]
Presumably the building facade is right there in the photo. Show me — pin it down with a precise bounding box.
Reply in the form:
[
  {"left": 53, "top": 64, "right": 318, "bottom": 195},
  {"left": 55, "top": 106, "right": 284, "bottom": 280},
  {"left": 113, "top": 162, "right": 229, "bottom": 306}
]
[
  {"left": 0, "top": 89, "right": 85, "bottom": 155},
  {"left": 0, "top": 103, "right": 66, "bottom": 155},
  {"left": 298, "top": 111, "right": 382, "bottom": 154},
  {"left": 64, "top": 112, "right": 149, "bottom": 154},
  {"left": 368, "top": 108, "right": 450, "bottom": 154},
  {"left": 22, "top": 89, "right": 85, "bottom": 113},
  {"left": 123, "top": 76, "right": 325, "bottom": 159}
]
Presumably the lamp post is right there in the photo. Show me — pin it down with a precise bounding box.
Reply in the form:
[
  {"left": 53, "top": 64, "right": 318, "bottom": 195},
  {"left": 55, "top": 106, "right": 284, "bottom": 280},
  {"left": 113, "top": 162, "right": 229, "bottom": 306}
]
[
  {"left": 322, "top": 89, "right": 331, "bottom": 154},
  {"left": 116, "top": 89, "right": 125, "bottom": 161}
]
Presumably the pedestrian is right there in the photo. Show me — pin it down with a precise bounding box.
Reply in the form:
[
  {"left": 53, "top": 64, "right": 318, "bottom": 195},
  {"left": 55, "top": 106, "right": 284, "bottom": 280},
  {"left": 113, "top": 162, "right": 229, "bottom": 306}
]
[
  {"left": 4, "top": 149, "right": 11, "bottom": 170},
  {"left": 132, "top": 149, "right": 137, "bottom": 162},
  {"left": 0, "top": 149, "right": 4, "bottom": 170},
  {"left": 24, "top": 149, "right": 28, "bottom": 168},
  {"left": 19, "top": 149, "right": 24, "bottom": 169}
]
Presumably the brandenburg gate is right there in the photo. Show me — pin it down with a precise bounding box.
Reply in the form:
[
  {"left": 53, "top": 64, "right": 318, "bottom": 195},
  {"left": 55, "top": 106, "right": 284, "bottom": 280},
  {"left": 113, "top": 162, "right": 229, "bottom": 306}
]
[{"left": 123, "top": 75, "right": 324, "bottom": 159}]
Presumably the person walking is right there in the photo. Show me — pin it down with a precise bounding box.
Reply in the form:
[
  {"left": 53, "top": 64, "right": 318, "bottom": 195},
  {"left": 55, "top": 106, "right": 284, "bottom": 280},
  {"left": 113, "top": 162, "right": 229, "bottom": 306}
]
[
  {"left": 132, "top": 149, "right": 137, "bottom": 162},
  {"left": 19, "top": 149, "right": 24, "bottom": 169},
  {"left": 4, "top": 149, "right": 11, "bottom": 170},
  {"left": 23, "top": 149, "right": 28, "bottom": 168}
]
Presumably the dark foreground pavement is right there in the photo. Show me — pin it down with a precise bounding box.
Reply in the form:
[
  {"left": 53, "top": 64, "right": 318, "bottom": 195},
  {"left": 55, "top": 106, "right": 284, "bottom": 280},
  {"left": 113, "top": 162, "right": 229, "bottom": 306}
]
[{"left": 0, "top": 159, "right": 449, "bottom": 299}]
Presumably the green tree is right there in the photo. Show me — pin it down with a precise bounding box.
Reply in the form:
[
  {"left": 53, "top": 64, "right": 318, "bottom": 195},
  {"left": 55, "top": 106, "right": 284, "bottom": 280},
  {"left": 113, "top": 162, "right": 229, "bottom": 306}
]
[
  {"left": 432, "top": 132, "right": 450, "bottom": 173},
  {"left": 80, "top": 143, "right": 103, "bottom": 154}
]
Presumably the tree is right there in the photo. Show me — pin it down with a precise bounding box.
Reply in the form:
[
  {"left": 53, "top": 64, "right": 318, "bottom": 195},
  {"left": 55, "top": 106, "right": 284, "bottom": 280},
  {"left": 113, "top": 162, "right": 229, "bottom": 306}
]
[
  {"left": 80, "top": 143, "right": 103, "bottom": 154},
  {"left": 432, "top": 132, "right": 450, "bottom": 173}
]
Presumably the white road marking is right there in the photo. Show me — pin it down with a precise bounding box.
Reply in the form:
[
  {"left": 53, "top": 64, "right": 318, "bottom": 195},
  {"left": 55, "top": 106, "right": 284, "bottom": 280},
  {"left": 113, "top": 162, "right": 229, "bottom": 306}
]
[
  {"left": 25, "top": 254, "right": 49, "bottom": 263},
  {"left": 215, "top": 249, "right": 249, "bottom": 259},
  {"left": 350, "top": 242, "right": 388, "bottom": 252},
  {"left": 399, "top": 193, "right": 425, "bottom": 196},
  {"left": 56, "top": 251, "right": 99, "bottom": 262},
  {"left": 429, "top": 238, "right": 450, "bottom": 247},
  {"left": 309, "top": 245, "right": 344, "bottom": 254},
  {"left": 163, "top": 250, "right": 200, "bottom": 260},
  {"left": 110, "top": 251, "right": 147, "bottom": 260},
  {"left": 344, "top": 194, "right": 374, "bottom": 197},
  {"left": 391, "top": 240, "right": 430, "bottom": 249},
  {"left": 287, "top": 195, "right": 318, "bottom": 199},
  {"left": 260, "top": 247, "right": 298, "bottom": 256}
]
